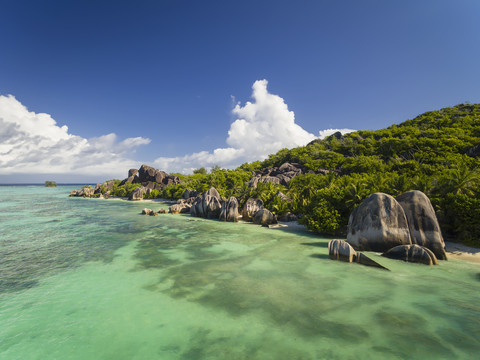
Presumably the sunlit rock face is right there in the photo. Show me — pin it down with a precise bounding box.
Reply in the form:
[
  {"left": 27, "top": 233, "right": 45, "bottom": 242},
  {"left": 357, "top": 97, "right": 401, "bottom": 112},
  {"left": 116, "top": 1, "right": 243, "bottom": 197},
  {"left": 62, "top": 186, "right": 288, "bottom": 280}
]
[
  {"left": 347, "top": 193, "right": 412, "bottom": 252},
  {"left": 241, "top": 198, "right": 263, "bottom": 221},
  {"left": 396, "top": 190, "right": 447, "bottom": 260},
  {"left": 219, "top": 197, "right": 239, "bottom": 222},
  {"left": 253, "top": 209, "right": 277, "bottom": 226}
]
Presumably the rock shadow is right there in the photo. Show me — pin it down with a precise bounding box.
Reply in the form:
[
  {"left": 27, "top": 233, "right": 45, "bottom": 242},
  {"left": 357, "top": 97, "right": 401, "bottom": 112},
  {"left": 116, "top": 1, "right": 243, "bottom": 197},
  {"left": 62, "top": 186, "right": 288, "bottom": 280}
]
[
  {"left": 301, "top": 241, "right": 328, "bottom": 248},
  {"left": 309, "top": 254, "right": 329, "bottom": 260}
]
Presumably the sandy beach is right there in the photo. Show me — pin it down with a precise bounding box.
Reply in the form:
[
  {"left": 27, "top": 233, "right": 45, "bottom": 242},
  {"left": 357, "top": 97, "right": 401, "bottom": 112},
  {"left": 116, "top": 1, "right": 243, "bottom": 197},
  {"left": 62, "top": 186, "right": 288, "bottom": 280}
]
[{"left": 445, "top": 241, "right": 480, "bottom": 263}]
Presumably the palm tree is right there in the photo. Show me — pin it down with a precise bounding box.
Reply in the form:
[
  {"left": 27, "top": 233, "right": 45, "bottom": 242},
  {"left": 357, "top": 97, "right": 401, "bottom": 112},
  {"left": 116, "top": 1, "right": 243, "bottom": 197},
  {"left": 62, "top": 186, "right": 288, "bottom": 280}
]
[{"left": 445, "top": 162, "right": 480, "bottom": 196}]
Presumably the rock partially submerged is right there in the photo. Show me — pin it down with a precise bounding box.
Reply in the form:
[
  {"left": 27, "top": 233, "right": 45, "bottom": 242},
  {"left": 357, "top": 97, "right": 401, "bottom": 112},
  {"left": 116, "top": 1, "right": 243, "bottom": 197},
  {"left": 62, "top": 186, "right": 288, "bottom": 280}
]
[
  {"left": 328, "top": 239, "right": 388, "bottom": 270},
  {"left": 396, "top": 190, "right": 447, "bottom": 260},
  {"left": 347, "top": 193, "right": 412, "bottom": 252},
  {"left": 383, "top": 244, "right": 439, "bottom": 265},
  {"left": 328, "top": 239, "right": 356, "bottom": 262}
]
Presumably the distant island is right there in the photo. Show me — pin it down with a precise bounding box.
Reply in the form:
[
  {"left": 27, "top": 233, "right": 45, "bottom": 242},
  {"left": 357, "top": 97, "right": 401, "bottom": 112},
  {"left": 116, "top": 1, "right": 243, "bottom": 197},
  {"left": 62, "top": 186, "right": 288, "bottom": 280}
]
[
  {"left": 45, "top": 181, "right": 57, "bottom": 187},
  {"left": 70, "top": 103, "right": 480, "bottom": 249}
]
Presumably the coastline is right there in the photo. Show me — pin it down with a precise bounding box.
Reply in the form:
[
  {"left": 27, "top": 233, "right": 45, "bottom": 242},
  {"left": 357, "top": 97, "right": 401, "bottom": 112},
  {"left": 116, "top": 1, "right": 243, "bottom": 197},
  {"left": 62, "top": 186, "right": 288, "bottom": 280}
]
[
  {"left": 89, "top": 196, "right": 480, "bottom": 264},
  {"left": 445, "top": 241, "right": 480, "bottom": 264}
]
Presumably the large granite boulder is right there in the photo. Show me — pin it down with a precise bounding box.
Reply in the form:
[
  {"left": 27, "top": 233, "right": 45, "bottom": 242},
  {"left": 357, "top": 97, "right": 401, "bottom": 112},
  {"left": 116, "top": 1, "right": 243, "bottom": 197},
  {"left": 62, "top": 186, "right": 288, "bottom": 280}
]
[
  {"left": 242, "top": 198, "right": 264, "bottom": 221},
  {"left": 190, "top": 188, "right": 222, "bottom": 219},
  {"left": 128, "top": 169, "right": 138, "bottom": 178},
  {"left": 396, "top": 190, "right": 447, "bottom": 260},
  {"left": 383, "top": 244, "right": 439, "bottom": 265},
  {"left": 253, "top": 209, "right": 277, "bottom": 226},
  {"left": 154, "top": 170, "right": 168, "bottom": 184},
  {"left": 347, "top": 193, "right": 412, "bottom": 252},
  {"left": 138, "top": 164, "right": 157, "bottom": 182},
  {"left": 129, "top": 186, "right": 145, "bottom": 201},
  {"left": 219, "top": 197, "right": 239, "bottom": 222},
  {"left": 162, "top": 174, "right": 179, "bottom": 186}
]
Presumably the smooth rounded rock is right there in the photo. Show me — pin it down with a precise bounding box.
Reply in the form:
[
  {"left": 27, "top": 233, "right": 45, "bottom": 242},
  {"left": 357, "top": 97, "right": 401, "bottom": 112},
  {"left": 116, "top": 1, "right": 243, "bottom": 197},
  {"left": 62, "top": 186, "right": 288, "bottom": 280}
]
[
  {"left": 242, "top": 198, "right": 264, "bottom": 221},
  {"left": 383, "top": 244, "right": 439, "bottom": 265},
  {"left": 328, "top": 239, "right": 356, "bottom": 262},
  {"left": 396, "top": 190, "right": 447, "bottom": 260},
  {"left": 253, "top": 209, "right": 277, "bottom": 226},
  {"left": 347, "top": 193, "right": 412, "bottom": 252}
]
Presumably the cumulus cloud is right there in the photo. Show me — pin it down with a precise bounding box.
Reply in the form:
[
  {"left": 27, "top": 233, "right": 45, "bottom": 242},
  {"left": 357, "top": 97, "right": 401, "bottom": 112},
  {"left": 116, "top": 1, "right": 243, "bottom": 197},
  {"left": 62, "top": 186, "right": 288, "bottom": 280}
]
[
  {"left": 154, "top": 80, "right": 321, "bottom": 173},
  {"left": 0, "top": 95, "right": 150, "bottom": 180},
  {"left": 318, "top": 128, "right": 356, "bottom": 139}
]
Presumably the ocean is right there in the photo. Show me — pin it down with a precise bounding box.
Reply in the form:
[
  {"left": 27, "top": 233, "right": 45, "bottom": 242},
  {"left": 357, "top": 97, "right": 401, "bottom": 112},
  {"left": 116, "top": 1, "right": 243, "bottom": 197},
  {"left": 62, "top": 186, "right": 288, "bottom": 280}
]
[{"left": 0, "top": 185, "right": 479, "bottom": 359}]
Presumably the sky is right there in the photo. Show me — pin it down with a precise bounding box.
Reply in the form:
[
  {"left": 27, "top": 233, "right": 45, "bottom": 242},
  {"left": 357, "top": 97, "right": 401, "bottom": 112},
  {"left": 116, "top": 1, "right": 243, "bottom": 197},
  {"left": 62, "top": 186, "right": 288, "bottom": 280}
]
[{"left": 1, "top": 0, "right": 479, "bottom": 182}]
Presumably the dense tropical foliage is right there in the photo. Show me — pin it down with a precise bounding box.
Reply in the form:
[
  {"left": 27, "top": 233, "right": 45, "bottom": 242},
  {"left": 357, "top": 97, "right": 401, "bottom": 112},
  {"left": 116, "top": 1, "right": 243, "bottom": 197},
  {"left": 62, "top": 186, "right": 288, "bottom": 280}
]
[{"left": 107, "top": 104, "right": 480, "bottom": 246}]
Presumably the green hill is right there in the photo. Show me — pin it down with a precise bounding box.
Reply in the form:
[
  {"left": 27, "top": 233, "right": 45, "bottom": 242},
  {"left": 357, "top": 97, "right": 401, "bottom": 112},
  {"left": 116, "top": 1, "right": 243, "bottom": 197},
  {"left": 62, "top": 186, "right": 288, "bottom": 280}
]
[{"left": 111, "top": 103, "right": 480, "bottom": 246}]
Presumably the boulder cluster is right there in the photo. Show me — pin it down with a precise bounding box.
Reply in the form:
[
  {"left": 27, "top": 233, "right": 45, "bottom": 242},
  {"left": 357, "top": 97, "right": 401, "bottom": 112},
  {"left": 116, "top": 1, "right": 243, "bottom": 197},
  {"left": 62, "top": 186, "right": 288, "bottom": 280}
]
[
  {"left": 140, "top": 186, "right": 282, "bottom": 227},
  {"left": 345, "top": 190, "right": 447, "bottom": 265},
  {"left": 69, "top": 164, "right": 180, "bottom": 199},
  {"left": 120, "top": 164, "right": 180, "bottom": 192},
  {"left": 69, "top": 180, "right": 116, "bottom": 199},
  {"left": 246, "top": 162, "right": 331, "bottom": 188}
]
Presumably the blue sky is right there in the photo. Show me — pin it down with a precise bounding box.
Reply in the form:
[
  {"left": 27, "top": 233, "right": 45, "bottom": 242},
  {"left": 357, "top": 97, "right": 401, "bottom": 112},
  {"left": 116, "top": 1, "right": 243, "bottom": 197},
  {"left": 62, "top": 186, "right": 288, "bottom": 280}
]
[{"left": 1, "top": 0, "right": 480, "bottom": 182}]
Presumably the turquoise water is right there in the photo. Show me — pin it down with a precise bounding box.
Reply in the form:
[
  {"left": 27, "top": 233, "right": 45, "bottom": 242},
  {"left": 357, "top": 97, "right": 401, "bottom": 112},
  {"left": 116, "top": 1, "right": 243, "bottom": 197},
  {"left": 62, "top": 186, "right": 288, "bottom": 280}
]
[{"left": 0, "top": 186, "right": 479, "bottom": 360}]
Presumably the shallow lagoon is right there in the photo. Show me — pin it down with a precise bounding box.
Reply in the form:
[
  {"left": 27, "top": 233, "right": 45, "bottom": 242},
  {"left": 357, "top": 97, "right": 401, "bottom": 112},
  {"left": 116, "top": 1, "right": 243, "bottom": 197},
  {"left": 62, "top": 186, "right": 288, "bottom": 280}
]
[{"left": 0, "top": 186, "right": 479, "bottom": 359}]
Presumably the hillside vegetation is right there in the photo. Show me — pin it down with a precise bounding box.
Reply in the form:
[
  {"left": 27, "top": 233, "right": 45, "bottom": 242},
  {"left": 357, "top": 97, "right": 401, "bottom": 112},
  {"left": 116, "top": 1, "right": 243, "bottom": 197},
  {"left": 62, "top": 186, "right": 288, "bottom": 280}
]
[{"left": 119, "top": 104, "right": 480, "bottom": 246}]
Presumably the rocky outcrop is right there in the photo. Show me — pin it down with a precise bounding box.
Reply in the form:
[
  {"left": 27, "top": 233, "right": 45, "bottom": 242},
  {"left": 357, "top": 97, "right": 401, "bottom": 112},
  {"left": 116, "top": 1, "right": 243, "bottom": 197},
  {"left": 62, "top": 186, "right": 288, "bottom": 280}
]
[
  {"left": 253, "top": 209, "right": 277, "bottom": 226},
  {"left": 119, "top": 165, "right": 179, "bottom": 189},
  {"left": 142, "top": 208, "right": 154, "bottom": 215},
  {"left": 347, "top": 193, "right": 412, "bottom": 252},
  {"left": 242, "top": 198, "right": 264, "bottom": 221},
  {"left": 129, "top": 186, "right": 145, "bottom": 201},
  {"left": 219, "top": 197, "right": 239, "bottom": 222},
  {"left": 169, "top": 203, "right": 191, "bottom": 214},
  {"left": 328, "top": 239, "right": 388, "bottom": 269},
  {"left": 383, "top": 244, "right": 439, "bottom": 265},
  {"left": 158, "top": 208, "right": 169, "bottom": 214},
  {"left": 396, "top": 190, "right": 447, "bottom": 260},
  {"left": 69, "top": 187, "right": 95, "bottom": 197},
  {"left": 247, "top": 162, "right": 304, "bottom": 188},
  {"left": 182, "top": 189, "right": 198, "bottom": 199},
  {"left": 190, "top": 188, "right": 222, "bottom": 219}
]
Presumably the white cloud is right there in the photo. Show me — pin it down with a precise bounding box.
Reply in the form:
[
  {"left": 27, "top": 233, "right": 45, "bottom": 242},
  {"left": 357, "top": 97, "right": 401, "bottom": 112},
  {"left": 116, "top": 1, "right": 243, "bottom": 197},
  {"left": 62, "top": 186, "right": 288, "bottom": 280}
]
[
  {"left": 318, "top": 128, "right": 356, "bottom": 139},
  {"left": 154, "top": 80, "right": 320, "bottom": 173},
  {"left": 0, "top": 95, "right": 150, "bottom": 180}
]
